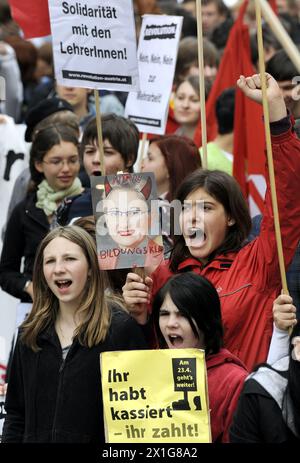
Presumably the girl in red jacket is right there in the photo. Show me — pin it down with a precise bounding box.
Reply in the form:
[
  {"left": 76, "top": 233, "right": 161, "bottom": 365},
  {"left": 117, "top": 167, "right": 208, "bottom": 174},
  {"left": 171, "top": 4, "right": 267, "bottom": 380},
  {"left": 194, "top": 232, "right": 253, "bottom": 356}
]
[
  {"left": 151, "top": 272, "right": 248, "bottom": 443},
  {"left": 123, "top": 73, "right": 300, "bottom": 370}
]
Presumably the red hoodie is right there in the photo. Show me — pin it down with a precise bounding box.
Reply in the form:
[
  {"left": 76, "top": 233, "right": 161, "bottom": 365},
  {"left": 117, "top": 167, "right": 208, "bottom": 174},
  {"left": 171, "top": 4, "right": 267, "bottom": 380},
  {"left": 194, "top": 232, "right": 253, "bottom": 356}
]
[
  {"left": 206, "top": 348, "right": 248, "bottom": 443},
  {"left": 151, "top": 121, "right": 300, "bottom": 371}
]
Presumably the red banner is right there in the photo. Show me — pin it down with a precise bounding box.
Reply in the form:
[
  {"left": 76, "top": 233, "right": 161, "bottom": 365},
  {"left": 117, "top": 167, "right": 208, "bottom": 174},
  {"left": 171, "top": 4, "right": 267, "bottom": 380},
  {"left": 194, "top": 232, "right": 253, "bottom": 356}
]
[
  {"left": 194, "top": 0, "right": 266, "bottom": 215},
  {"left": 8, "top": 0, "right": 51, "bottom": 38}
]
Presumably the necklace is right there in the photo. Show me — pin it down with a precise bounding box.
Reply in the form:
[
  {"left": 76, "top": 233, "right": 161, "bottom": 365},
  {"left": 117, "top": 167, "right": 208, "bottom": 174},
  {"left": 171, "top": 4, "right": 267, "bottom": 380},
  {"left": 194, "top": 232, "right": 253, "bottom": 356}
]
[{"left": 56, "top": 319, "right": 74, "bottom": 346}]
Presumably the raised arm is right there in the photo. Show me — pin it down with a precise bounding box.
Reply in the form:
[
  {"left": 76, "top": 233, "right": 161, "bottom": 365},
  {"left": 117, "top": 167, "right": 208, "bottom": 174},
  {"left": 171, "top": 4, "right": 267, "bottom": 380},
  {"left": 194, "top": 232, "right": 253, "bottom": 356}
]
[
  {"left": 237, "top": 73, "right": 287, "bottom": 122},
  {"left": 267, "top": 293, "right": 297, "bottom": 364},
  {"left": 238, "top": 73, "right": 300, "bottom": 288}
]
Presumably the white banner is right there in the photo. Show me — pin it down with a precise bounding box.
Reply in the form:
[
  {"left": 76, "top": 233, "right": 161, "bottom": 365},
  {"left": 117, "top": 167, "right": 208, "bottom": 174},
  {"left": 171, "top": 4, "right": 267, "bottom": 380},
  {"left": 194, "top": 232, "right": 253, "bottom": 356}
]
[
  {"left": 125, "top": 15, "right": 183, "bottom": 135},
  {"left": 48, "top": 0, "right": 139, "bottom": 91}
]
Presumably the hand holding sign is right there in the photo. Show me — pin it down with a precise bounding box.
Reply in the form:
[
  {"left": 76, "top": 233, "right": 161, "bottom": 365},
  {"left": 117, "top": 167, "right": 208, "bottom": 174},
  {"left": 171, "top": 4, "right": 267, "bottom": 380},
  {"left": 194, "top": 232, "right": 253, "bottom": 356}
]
[
  {"left": 101, "top": 349, "right": 211, "bottom": 443},
  {"left": 122, "top": 272, "right": 153, "bottom": 325}
]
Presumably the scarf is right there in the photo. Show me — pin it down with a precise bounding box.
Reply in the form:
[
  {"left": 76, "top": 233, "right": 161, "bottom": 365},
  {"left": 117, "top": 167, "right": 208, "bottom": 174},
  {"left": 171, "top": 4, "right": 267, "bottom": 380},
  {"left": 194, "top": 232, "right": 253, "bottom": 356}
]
[{"left": 36, "top": 178, "right": 82, "bottom": 216}]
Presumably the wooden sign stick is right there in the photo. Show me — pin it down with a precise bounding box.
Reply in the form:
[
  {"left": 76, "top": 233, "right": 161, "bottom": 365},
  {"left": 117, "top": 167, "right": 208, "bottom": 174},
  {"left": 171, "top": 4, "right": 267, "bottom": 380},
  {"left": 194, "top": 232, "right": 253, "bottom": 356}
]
[
  {"left": 196, "top": 0, "right": 208, "bottom": 168},
  {"left": 137, "top": 132, "right": 148, "bottom": 173},
  {"left": 254, "top": 0, "right": 289, "bottom": 300},
  {"left": 134, "top": 133, "right": 148, "bottom": 281},
  {"left": 94, "top": 89, "right": 106, "bottom": 176}
]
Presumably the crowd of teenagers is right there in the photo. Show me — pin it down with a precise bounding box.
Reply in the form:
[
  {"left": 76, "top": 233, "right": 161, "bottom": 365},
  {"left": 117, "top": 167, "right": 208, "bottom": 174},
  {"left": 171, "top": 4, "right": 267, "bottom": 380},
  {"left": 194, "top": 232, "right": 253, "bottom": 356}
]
[{"left": 1, "top": 0, "right": 300, "bottom": 444}]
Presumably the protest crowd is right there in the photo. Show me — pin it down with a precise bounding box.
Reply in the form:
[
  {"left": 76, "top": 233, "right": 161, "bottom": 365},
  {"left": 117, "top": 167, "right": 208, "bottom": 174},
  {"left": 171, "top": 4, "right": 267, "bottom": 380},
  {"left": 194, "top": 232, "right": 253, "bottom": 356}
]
[{"left": 1, "top": 0, "right": 300, "bottom": 445}]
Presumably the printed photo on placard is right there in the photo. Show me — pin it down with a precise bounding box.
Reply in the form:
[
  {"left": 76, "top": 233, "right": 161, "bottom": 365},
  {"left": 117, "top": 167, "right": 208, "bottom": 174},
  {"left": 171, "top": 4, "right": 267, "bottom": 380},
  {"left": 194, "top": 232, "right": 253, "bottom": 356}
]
[{"left": 91, "top": 172, "right": 163, "bottom": 269}]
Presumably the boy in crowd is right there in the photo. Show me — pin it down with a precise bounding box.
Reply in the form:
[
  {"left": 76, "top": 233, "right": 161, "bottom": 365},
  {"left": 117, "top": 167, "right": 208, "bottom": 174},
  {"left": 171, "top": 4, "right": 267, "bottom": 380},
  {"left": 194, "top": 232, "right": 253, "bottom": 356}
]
[{"left": 57, "top": 113, "right": 139, "bottom": 224}]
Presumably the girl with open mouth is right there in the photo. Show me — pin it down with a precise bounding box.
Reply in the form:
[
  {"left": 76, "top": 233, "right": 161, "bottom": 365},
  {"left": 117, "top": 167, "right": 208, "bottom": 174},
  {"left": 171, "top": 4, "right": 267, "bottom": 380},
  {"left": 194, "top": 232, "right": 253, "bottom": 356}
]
[
  {"left": 123, "top": 73, "right": 300, "bottom": 372},
  {"left": 150, "top": 272, "right": 248, "bottom": 443},
  {"left": 1, "top": 226, "right": 147, "bottom": 443}
]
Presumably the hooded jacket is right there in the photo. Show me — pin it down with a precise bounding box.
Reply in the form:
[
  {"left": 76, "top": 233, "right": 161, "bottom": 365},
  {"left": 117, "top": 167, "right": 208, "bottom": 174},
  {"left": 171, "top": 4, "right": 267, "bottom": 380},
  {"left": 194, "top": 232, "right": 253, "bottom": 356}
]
[
  {"left": 206, "top": 348, "right": 248, "bottom": 443},
  {"left": 150, "top": 118, "right": 300, "bottom": 370}
]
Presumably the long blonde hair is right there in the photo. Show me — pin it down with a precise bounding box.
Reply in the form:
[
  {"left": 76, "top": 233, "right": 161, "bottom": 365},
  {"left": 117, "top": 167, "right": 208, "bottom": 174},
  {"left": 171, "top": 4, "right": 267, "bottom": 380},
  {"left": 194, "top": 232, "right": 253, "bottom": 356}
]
[{"left": 21, "top": 226, "right": 112, "bottom": 351}]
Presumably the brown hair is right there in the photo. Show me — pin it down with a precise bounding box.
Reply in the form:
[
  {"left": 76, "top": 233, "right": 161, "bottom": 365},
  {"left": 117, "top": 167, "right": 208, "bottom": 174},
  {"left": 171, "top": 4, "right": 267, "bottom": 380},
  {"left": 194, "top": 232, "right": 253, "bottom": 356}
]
[
  {"left": 29, "top": 123, "right": 79, "bottom": 187},
  {"left": 175, "top": 36, "right": 219, "bottom": 85},
  {"left": 202, "top": 0, "right": 229, "bottom": 16},
  {"left": 170, "top": 169, "right": 252, "bottom": 271},
  {"left": 149, "top": 135, "right": 201, "bottom": 201},
  {"left": 21, "top": 226, "right": 112, "bottom": 351},
  {"left": 33, "top": 111, "right": 80, "bottom": 140},
  {"left": 80, "top": 114, "right": 139, "bottom": 172}
]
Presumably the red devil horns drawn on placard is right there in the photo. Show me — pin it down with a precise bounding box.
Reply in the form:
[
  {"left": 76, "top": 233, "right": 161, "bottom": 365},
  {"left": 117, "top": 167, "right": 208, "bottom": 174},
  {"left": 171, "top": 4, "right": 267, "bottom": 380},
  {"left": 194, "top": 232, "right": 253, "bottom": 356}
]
[
  {"left": 104, "top": 175, "right": 152, "bottom": 200},
  {"left": 140, "top": 176, "right": 152, "bottom": 200}
]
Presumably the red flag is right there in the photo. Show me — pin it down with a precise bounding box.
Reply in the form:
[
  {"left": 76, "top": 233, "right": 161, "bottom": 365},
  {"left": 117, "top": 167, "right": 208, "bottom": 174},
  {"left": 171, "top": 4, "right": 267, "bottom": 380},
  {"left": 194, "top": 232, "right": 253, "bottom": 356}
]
[
  {"left": 8, "top": 0, "right": 51, "bottom": 39},
  {"left": 232, "top": 24, "right": 266, "bottom": 209},
  {"left": 165, "top": 105, "right": 180, "bottom": 135},
  {"left": 194, "top": 1, "right": 266, "bottom": 215},
  {"left": 269, "top": 0, "right": 278, "bottom": 14},
  {"left": 194, "top": 1, "right": 250, "bottom": 147}
]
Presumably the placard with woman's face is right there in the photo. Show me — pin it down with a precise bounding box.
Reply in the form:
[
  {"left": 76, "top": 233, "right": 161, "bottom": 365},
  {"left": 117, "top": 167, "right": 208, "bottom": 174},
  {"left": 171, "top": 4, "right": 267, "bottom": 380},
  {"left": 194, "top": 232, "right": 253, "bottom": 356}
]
[{"left": 91, "top": 172, "right": 163, "bottom": 270}]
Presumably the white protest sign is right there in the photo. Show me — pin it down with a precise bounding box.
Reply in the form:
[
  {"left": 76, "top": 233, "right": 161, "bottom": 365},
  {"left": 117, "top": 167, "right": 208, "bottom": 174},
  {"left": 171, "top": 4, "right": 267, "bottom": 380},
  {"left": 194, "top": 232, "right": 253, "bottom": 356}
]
[
  {"left": 48, "top": 0, "right": 139, "bottom": 91},
  {"left": 125, "top": 15, "right": 182, "bottom": 135}
]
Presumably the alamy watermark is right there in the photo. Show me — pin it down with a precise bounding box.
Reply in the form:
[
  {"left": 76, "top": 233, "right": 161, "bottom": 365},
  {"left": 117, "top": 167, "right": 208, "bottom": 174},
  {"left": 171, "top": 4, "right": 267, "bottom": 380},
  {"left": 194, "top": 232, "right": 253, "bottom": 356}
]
[{"left": 94, "top": 192, "right": 205, "bottom": 241}]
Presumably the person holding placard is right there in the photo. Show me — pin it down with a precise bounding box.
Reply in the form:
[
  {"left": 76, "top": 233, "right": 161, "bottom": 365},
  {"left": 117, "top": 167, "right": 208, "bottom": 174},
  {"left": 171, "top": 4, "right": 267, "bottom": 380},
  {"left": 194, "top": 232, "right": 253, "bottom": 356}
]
[
  {"left": 150, "top": 272, "right": 248, "bottom": 443},
  {"left": 1, "top": 226, "right": 147, "bottom": 443},
  {"left": 123, "top": 73, "right": 300, "bottom": 371}
]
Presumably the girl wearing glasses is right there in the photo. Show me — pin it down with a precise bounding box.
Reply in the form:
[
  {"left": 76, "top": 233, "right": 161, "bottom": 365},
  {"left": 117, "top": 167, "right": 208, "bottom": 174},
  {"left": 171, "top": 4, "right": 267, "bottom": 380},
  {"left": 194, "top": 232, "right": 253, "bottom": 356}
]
[{"left": 0, "top": 124, "right": 82, "bottom": 306}]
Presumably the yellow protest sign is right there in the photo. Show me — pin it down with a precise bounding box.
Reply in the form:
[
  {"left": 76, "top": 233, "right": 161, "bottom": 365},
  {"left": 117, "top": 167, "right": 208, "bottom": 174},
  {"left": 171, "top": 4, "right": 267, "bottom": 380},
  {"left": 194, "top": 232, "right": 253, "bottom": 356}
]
[{"left": 100, "top": 349, "right": 211, "bottom": 443}]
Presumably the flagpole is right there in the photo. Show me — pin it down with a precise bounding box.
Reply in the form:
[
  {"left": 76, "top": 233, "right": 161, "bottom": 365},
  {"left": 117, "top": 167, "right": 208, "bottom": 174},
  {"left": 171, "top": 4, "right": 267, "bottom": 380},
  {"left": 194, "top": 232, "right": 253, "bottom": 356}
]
[
  {"left": 94, "top": 89, "right": 105, "bottom": 176},
  {"left": 196, "top": 0, "right": 208, "bottom": 168},
  {"left": 254, "top": 0, "right": 289, "bottom": 298},
  {"left": 137, "top": 132, "right": 148, "bottom": 172}
]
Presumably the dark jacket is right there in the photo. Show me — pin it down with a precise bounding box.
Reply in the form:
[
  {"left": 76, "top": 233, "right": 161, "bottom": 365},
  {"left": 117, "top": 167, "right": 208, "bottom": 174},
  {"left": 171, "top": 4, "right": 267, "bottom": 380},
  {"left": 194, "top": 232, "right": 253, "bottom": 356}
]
[
  {"left": 2, "top": 306, "right": 148, "bottom": 443},
  {"left": 230, "top": 357, "right": 299, "bottom": 443},
  {"left": 56, "top": 189, "right": 93, "bottom": 226},
  {"left": 0, "top": 192, "right": 49, "bottom": 302}
]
